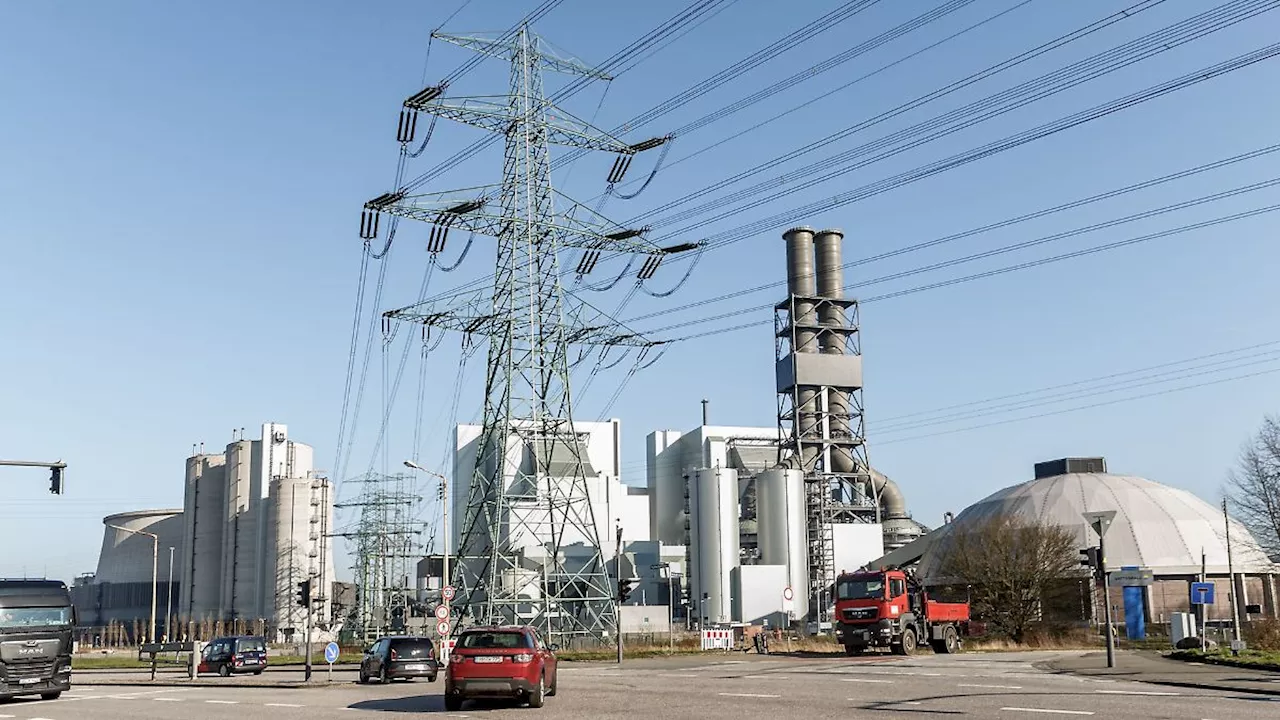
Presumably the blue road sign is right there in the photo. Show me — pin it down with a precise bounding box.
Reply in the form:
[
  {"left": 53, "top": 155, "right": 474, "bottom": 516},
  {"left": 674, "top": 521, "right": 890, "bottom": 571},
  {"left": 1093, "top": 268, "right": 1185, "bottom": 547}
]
[
  {"left": 1190, "top": 582, "right": 1215, "bottom": 605},
  {"left": 324, "top": 641, "right": 340, "bottom": 664}
]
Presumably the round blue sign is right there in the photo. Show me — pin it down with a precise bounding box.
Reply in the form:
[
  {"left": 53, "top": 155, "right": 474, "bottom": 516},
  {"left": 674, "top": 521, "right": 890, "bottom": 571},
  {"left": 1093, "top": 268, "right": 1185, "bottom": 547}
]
[{"left": 324, "top": 641, "right": 340, "bottom": 664}]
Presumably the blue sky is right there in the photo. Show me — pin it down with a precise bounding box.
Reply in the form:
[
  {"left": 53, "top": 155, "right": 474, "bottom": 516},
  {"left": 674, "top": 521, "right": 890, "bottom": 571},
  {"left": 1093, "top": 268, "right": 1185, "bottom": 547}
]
[{"left": 2, "top": 0, "right": 1279, "bottom": 583}]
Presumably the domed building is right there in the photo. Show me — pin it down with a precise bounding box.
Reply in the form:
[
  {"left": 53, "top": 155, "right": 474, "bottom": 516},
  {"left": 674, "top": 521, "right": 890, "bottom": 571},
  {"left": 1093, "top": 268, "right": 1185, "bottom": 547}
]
[{"left": 884, "top": 458, "right": 1279, "bottom": 623}]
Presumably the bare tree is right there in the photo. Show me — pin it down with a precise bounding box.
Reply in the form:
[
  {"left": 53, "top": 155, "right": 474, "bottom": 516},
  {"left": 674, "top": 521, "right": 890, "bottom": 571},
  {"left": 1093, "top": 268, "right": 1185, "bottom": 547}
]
[
  {"left": 1226, "top": 415, "right": 1280, "bottom": 557},
  {"left": 934, "top": 513, "right": 1080, "bottom": 643}
]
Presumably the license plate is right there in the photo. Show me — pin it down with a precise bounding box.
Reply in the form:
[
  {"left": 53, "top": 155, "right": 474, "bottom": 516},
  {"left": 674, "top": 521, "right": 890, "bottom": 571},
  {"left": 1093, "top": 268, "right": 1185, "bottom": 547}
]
[
  {"left": 474, "top": 656, "right": 503, "bottom": 663},
  {"left": 405, "top": 663, "right": 427, "bottom": 671},
  {"left": 18, "top": 678, "right": 39, "bottom": 685}
]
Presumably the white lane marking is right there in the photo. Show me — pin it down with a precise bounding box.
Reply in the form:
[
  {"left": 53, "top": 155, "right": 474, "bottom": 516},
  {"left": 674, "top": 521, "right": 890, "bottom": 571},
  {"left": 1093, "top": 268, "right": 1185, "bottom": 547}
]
[
  {"left": 266, "top": 703, "right": 305, "bottom": 707},
  {"left": 1001, "top": 709, "right": 1094, "bottom": 716},
  {"left": 1095, "top": 689, "right": 1180, "bottom": 696},
  {"left": 206, "top": 699, "right": 239, "bottom": 704},
  {"left": 960, "top": 683, "right": 1024, "bottom": 690},
  {"left": 719, "top": 692, "right": 781, "bottom": 698},
  {"left": 842, "top": 677, "right": 893, "bottom": 683},
  {"left": 0, "top": 714, "right": 14, "bottom": 719},
  {"left": 154, "top": 697, "right": 184, "bottom": 702},
  {"left": 659, "top": 673, "right": 700, "bottom": 677}
]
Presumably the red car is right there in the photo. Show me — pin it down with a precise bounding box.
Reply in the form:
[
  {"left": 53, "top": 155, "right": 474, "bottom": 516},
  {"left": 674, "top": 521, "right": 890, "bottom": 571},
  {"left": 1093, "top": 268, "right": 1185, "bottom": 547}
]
[{"left": 444, "top": 626, "right": 559, "bottom": 710}]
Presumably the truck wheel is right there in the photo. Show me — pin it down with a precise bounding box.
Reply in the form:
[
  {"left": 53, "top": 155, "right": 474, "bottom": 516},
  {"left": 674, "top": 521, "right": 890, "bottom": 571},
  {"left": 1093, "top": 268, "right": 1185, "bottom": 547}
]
[
  {"left": 844, "top": 644, "right": 864, "bottom": 657},
  {"left": 893, "top": 628, "right": 917, "bottom": 656},
  {"left": 940, "top": 625, "right": 961, "bottom": 654},
  {"left": 40, "top": 691, "right": 62, "bottom": 700}
]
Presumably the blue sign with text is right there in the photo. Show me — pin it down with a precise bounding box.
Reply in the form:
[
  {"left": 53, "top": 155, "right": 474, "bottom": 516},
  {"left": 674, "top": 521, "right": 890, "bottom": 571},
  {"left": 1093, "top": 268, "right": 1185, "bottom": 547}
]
[{"left": 1190, "top": 582, "right": 1215, "bottom": 605}]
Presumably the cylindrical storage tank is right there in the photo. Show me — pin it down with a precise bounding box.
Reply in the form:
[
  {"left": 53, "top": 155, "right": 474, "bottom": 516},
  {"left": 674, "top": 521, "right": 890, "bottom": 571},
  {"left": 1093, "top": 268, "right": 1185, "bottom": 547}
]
[
  {"left": 221, "top": 439, "right": 255, "bottom": 619},
  {"left": 689, "top": 467, "right": 739, "bottom": 626},
  {"left": 269, "top": 477, "right": 313, "bottom": 635},
  {"left": 181, "top": 454, "right": 226, "bottom": 623},
  {"left": 756, "top": 468, "right": 809, "bottom": 620}
]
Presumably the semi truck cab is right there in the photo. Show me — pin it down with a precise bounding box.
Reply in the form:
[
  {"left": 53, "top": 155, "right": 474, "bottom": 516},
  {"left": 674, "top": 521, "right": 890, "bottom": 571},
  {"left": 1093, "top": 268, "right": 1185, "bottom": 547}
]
[
  {"left": 834, "top": 569, "right": 968, "bottom": 656},
  {"left": 0, "top": 580, "right": 75, "bottom": 701}
]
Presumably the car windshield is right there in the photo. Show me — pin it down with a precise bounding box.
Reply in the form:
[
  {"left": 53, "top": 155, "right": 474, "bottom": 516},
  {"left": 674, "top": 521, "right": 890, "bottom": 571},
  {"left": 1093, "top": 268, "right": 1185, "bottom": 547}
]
[
  {"left": 235, "top": 638, "right": 266, "bottom": 652},
  {"left": 457, "top": 631, "right": 531, "bottom": 650},
  {"left": 389, "top": 638, "right": 433, "bottom": 658},
  {"left": 0, "top": 606, "right": 72, "bottom": 628},
  {"left": 837, "top": 578, "right": 885, "bottom": 601}
]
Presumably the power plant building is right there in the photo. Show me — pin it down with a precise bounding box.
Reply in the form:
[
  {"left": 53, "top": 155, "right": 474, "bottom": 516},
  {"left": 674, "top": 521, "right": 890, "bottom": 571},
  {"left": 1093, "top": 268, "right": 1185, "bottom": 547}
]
[{"left": 74, "top": 423, "right": 336, "bottom": 641}]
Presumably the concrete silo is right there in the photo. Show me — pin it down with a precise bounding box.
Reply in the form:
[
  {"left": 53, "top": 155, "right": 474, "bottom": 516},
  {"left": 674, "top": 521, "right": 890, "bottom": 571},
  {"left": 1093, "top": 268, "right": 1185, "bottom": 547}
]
[
  {"left": 178, "top": 453, "right": 226, "bottom": 624},
  {"left": 268, "top": 476, "right": 334, "bottom": 639}
]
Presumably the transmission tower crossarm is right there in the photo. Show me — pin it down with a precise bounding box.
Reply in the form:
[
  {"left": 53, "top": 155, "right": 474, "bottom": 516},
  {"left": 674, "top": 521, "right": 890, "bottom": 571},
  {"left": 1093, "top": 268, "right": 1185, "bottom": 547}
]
[
  {"left": 363, "top": 187, "right": 660, "bottom": 253},
  {"left": 432, "top": 31, "right": 613, "bottom": 80},
  {"left": 382, "top": 287, "right": 662, "bottom": 348},
  {"left": 406, "top": 94, "right": 634, "bottom": 152}
]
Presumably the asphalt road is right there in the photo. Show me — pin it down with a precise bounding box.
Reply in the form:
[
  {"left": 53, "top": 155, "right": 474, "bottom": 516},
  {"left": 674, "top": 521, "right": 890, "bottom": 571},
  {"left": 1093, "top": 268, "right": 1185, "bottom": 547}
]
[{"left": 4, "top": 651, "right": 1278, "bottom": 719}]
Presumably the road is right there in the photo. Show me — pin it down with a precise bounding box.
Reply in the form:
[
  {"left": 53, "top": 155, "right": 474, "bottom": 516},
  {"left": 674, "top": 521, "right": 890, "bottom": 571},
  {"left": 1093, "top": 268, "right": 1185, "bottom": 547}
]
[{"left": 4, "top": 652, "right": 1277, "bottom": 719}]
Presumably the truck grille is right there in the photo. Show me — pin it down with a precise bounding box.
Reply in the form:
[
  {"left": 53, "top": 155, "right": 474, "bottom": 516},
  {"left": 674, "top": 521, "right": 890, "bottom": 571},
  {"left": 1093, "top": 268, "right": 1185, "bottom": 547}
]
[
  {"left": 843, "top": 607, "right": 877, "bottom": 621},
  {"left": 6, "top": 659, "right": 55, "bottom": 680}
]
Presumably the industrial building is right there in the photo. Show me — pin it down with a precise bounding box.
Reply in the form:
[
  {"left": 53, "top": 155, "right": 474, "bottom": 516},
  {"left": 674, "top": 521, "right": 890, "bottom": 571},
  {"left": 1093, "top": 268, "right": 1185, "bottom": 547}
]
[
  {"left": 73, "top": 423, "right": 337, "bottom": 641},
  {"left": 882, "top": 457, "right": 1280, "bottom": 624}
]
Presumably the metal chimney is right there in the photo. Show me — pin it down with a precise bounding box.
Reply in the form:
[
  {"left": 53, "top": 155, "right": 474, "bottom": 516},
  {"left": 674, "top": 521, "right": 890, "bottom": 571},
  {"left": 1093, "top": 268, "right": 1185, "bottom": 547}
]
[
  {"left": 813, "top": 229, "right": 853, "bottom": 474},
  {"left": 783, "top": 227, "right": 819, "bottom": 467}
]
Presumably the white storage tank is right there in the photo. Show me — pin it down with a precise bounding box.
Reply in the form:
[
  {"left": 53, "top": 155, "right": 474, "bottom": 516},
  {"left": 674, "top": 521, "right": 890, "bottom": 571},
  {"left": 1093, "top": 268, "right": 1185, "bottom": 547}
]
[
  {"left": 756, "top": 468, "right": 809, "bottom": 620},
  {"left": 180, "top": 453, "right": 226, "bottom": 623},
  {"left": 221, "top": 439, "right": 258, "bottom": 619},
  {"left": 269, "top": 477, "right": 313, "bottom": 635},
  {"left": 689, "top": 467, "right": 739, "bottom": 626}
]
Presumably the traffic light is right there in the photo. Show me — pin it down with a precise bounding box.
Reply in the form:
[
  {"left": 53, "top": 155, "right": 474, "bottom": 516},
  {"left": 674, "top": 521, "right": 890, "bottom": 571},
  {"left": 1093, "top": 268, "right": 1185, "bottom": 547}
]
[
  {"left": 296, "top": 580, "right": 311, "bottom": 608},
  {"left": 49, "top": 466, "right": 64, "bottom": 495},
  {"left": 1079, "top": 547, "right": 1101, "bottom": 578},
  {"left": 618, "top": 577, "right": 641, "bottom": 604}
]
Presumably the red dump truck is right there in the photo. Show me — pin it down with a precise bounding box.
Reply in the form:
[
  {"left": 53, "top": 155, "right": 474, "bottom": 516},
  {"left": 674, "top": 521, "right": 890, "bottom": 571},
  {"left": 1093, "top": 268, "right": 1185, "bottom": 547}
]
[{"left": 833, "top": 568, "right": 969, "bottom": 656}]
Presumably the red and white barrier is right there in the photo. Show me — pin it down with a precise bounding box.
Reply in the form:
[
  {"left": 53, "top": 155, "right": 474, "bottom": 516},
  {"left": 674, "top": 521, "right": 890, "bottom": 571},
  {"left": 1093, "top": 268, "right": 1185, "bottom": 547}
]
[{"left": 700, "top": 628, "right": 733, "bottom": 651}]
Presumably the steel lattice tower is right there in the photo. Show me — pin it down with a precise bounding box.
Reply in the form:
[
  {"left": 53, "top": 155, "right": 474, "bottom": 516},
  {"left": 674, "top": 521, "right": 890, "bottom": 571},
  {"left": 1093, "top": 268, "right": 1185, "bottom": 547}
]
[
  {"left": 360, "top": 26, "right": 672, "bottom": 644},
  {"left": 335, "top": 472, "right": 422, "bottom": 642}
]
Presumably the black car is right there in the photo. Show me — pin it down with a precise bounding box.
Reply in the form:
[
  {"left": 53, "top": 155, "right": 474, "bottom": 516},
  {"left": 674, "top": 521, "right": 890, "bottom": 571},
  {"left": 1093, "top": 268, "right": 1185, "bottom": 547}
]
[
  {"left": 198, "top": 635, "right": 268, "bottom": 676},
  {"left": 359, "top": 635, "right": 438, "bottom": 683}
]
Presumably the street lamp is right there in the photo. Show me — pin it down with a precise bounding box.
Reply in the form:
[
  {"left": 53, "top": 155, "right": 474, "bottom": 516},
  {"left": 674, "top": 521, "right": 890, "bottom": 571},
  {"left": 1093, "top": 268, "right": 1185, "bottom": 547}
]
[
  {"left": 404, "top": 460, "right": 450, "bottom": 659},
  {"left": 651, "top": 562, "right": 675, "bottom": 653},
  {"left": 108, "top": 523, "right": 158, "bottom": 645},
  {"left": 166, "top": 547, "right": 175, "bottom": 641},
  {"left": 1083, "top": 510, "right": 1118, "bottom": 669}
]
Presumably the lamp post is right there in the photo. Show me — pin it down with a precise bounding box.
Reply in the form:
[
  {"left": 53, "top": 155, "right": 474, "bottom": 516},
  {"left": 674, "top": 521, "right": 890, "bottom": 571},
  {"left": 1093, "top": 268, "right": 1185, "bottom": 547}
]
[
  {"left": 166, "top": 547, "right": 175, "bottom": 641},
  {"left": 1083, "top": 510, "right": 1118, "bottom": 669},
  {"left": 404, "top": 460, "right": 449, "bottom": 660},
  {"left": 651, "top": 562, "right": 674, "bottom": 653},
  {"left": 108, "top": 523, "right": 158, "bottom": 645}
]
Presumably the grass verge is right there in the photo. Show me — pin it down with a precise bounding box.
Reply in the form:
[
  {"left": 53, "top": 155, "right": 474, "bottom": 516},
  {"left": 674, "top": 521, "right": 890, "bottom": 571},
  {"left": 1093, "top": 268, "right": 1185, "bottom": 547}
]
[{"left": 1168, "top": 648, "right": 1280, "bottom": 672}]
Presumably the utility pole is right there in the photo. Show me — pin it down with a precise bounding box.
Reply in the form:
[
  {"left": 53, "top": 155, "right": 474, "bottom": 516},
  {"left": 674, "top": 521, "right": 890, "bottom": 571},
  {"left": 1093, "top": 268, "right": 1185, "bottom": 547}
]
[
  {"left": 616, "top": 523, "right": 623, "bottom": 665},
  {"left": 305, "top": 588, "right": 314, "bottom": 682},
  {"left": 108, "top": 524, "right": 158, "bottom": 644},
  {"left": 166, "top": 547, "right": 175, "bottom": 641},
  {"left": 1224, "top": 498, "right": 1243, "bottom": 654},
  {"left": 1200, "top": 547, "right": 1207, "bottom": 653}
]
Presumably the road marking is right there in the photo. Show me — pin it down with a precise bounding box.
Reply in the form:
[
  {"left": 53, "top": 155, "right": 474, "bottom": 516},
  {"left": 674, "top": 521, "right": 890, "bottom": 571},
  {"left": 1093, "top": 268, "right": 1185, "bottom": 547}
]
[
  {"left": 266, "top": 703, "right": 305, "bottom": 708},
  {"left": 842, "top": 677, "right": 893, "bottom": 683},
  {"left": 960, "top": 683, "right": 1023, "bottom": 690},
  {"left": 1001, "top": 709, "right": 1094, "bottom": 716},
  {"left": 1094, "top": 689, "right": 1179, "bottom": 696},
  {"left": 206, "top": 699, "right": 239, "bottom": 704},
  {"left": 154, "top": 697, "right": 184, "bottom": 702},
  {"left": 718, "top": 692, "right": 781, "bottom": 698},
  {"left": 659, "top": 673, "right": 700, "bottom": 677}
]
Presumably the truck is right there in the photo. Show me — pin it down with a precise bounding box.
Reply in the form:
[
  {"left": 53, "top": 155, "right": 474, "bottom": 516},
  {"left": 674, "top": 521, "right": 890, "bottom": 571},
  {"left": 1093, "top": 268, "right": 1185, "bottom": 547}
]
[
  {"left": 0, "top": 579, "right": 76, "bottom": 701},
  {"left": 833, "top": 568, "right": 968, "bottom": 656}
]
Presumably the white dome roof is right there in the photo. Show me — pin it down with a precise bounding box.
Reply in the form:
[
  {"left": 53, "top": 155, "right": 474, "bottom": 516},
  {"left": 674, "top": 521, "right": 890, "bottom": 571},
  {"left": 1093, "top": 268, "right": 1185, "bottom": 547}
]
[{"left": 919, "top": 473, "right": 1278, "bottom": 578}]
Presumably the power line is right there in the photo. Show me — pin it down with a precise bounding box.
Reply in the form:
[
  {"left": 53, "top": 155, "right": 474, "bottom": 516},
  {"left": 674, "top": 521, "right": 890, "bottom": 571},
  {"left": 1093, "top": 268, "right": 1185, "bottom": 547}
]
[
  {"left": 622, "top": 142, "right": 1280, "bottom": 324},
  {"left": 875, "top": 365, "right": 1280, "bottom": 446},
  {"left": 655, "top": 199, "right": 1280, "bottom": 341}
]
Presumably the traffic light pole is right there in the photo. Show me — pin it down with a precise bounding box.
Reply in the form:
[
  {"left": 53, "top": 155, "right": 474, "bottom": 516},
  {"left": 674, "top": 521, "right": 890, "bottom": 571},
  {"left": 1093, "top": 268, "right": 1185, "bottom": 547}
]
[
  {"left": 305, "top": 598, "right": 314, "bottom": 681},
  {"left": 1099, "top": 532, "right": 1115, "bottom": 669},
  {"left": 0, "top": 459, "right": 67, "bottom": 494}
]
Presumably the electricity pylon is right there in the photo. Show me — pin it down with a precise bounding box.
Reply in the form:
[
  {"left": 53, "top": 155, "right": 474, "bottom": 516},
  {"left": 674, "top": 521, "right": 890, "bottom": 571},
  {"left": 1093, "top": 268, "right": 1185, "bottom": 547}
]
[{"left": 360, "top": 25, "right": 675, "bottom": 644}]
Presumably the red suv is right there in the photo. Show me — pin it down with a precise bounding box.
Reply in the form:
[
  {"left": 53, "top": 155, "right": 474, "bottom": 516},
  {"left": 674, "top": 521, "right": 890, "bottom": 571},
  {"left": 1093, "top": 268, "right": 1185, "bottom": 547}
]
[{"left": 444, "top": 626, "right": 559, "bottom": 710}]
